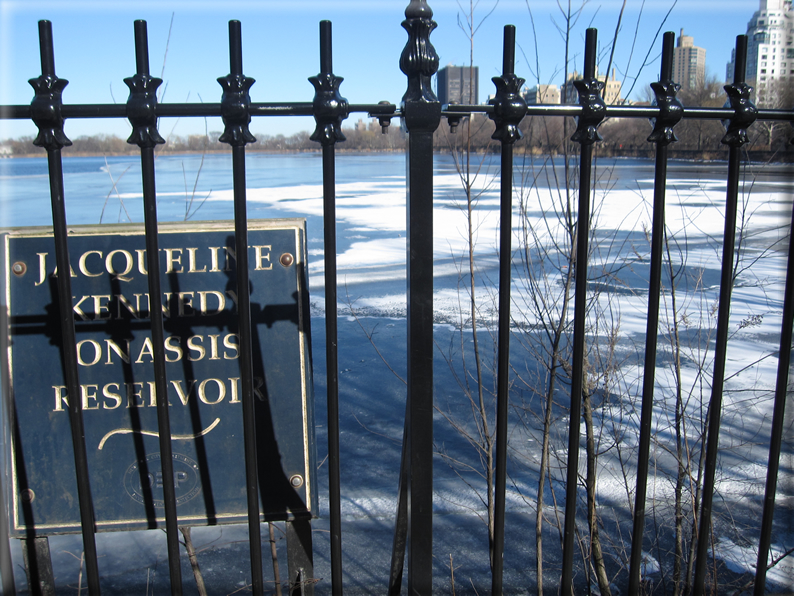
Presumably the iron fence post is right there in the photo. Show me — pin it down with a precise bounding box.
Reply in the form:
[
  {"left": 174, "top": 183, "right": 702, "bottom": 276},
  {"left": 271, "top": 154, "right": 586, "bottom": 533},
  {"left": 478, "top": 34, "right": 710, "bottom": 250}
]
[
  {"left": 627, "top": 30, "right": 683, "bottom": 593},
  {"left": 399, "top": 1, "right": 441, "bottom": 593},
  {"left": 753, "top": 108, "right": 794, "bottom": 596},
  {"left": 0, "top": 457, "right": 12, "bottom": 594},
  {"left": 560, "top": 27, "right": 605, "bottom": 595},
  {"left": 124, "top": 19, "right": 184, "bottom": 595},
  {"left": 692, "top": 34, "right": 758, "bottom": 596},
  {"left": 28, "top": 20, "right": 101, "bottom": 596},
  {"left": 753, "top": 194, "right": 794, "bottom": 596},
  {"left": 487, "top": 24, "right": 526, "bottom": 596},
  {"left": 310, "top": 18, "right": 349, "bottom": 596},
  {"left": 388, "top": 400, "right": 410, "bottom": 596},
  {"left": 217, "top": 20, "right": 265, "bottom": 596},
  {"left": 0, "top": 272, "right": 15, "bottom": 596}
]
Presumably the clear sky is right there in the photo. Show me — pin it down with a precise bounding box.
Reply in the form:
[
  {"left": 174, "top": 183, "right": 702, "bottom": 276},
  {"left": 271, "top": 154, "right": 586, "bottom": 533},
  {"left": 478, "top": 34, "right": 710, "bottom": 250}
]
[{"left": 1, "top": 0, "right": 757, "bottom": 142}]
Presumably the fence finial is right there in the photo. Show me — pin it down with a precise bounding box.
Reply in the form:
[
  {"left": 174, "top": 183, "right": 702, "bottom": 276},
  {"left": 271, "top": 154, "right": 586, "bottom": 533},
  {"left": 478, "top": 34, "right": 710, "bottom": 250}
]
[
  {"left": 647, "top": 31, "right": 683, "bottom": 146},
  {"left": 405, "top": 0, "right": 433, "bottom": 18},
  {"left": 400, "top": 0, "right": 440, "bottom": 131},
  {"left": 310, "top": 21, "right": 349, "bottom": 146},
  {"left": 29, "top": 20, "right": 71, "bottom": 151},
  {"left": 125, "top": 20, "right": 165, "bottom": 149},
  {"left": 218, "top": 20, "right": 256, "bottom": 147},
  {"left": 570, "top": 28, "right": 606, "bottom": 145},
  {"left": 722, "top": 35, "right": 758, "bottom": 147},
  {"left": 489, "top": 25, "right": 526, "bottom": 144}
]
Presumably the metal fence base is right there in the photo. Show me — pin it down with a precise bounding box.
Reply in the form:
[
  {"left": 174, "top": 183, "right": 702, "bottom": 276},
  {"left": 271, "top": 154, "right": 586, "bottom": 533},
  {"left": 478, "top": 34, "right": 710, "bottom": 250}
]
[
  {"left": 21, "top": 536, "right": 55, "bottom": 596},
  {"left": 286, "top": 519, "right": 314, "bottom": 596}
]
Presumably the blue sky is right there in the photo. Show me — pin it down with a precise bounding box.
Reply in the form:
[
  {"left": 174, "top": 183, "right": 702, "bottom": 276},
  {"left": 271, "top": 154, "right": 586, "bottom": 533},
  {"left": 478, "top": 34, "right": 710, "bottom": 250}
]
[{"left": 1, "top": 0, "right": 756, "bottom": 141}]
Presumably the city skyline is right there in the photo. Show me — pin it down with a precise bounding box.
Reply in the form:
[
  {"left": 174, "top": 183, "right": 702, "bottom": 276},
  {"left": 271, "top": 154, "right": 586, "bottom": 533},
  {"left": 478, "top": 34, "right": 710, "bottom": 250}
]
[{"left": 0, "top": 1, "right": 758, "bottom": 139}]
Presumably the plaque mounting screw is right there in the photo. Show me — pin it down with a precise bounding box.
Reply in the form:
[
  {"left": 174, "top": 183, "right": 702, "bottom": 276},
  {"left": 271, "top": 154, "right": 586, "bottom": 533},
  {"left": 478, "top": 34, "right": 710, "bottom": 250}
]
[
  {"left": 12, "top": 262, "right": 26, "bottom": 276},
  {"left": 289, "top": 474, "right": 304, "bottom": 489},
  {"left": 280, "top": 253, "right": 294, "bottom": 268},
  {"left": 20, "top": 489, "right": 35, "bottom": 503}
]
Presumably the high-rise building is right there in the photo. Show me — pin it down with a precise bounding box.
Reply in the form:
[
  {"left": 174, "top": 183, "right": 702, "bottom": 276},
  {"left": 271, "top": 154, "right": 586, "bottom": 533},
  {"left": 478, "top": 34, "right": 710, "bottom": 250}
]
[
  {"left": 673, "top": 29, "right": 706, "bottom": 91},
  {"left": 726, "top": 0, "right": 793, "bottom": 105},
  {"left": 561, "top": 68, "right": 623, "bottom": 105},
  {"left": 437, "top": 65, "right": 479, "bottom": 105},
  {"left": 523, "top": 84, "right": 561, "bottom": 105}
]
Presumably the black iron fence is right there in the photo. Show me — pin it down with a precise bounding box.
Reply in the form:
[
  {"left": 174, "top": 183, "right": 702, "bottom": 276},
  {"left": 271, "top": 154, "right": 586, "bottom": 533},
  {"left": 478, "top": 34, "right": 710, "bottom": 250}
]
[{"left": 0, "top": 0, "right": 792, "bottom": 594}]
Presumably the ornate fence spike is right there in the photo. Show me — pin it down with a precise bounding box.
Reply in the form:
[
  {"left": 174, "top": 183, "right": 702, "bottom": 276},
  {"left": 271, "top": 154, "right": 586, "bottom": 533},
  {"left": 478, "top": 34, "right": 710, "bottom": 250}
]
[
  {"left": 29, "top": 21, "right": 71, "bottom": 151},
  {"left": 570, "top": 28, "right": 605, "bottom": 146},
  {"left": 722, "top": 35, "right": 758, "bottom": 147},
  {"left": 218, "top": 21, "right": 256, "bottom": 148},
  {"left": 571, "top": 75, "right": 606, "bottom": 145},
  {"left": 310, "top": 72, "right": 348, "bottom": 145},
  {"left": 647, "top": 79, "right": 683, "bottom": 145},
  {"left": 124, "top": 22, "right": 165, "bottom": 150},
  {"left": 489, "top": 73, "right": 526, "bottom": 143},
  {"left": 310, "top": 22, "right": 348, "bottom": 146},
  {"left": 489, "top": 27, "right": 526, "bottom": 144},
  {"left": 125, "top": 72, "right": 165, "bottom": 148},
  {"left": 647, "top": 29, "right": 683, "bottom": 146},
  {"left": 722, "top": 81, "right": 758, "bottom": 147},
  {"left": 29, "top": 74, "right": 70, "bottom": 150},
  {"left": 218, "top": 72, "right": 256, "bottom": 147}
]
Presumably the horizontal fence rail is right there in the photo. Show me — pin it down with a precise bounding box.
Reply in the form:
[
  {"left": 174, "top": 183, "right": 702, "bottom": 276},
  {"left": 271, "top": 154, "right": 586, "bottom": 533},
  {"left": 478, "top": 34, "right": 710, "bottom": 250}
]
[
  {"left": 4, "top": 93, "right": 793, "bottom": 123},
  {"left": 0, "top": 1, "right": 793, "bottom": 595}
]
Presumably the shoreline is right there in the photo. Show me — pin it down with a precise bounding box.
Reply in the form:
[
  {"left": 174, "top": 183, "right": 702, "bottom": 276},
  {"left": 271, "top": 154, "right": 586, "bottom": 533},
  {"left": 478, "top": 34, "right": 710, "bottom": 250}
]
[{"left": 5, "top": 148, "right": 794, "bottom": 163}]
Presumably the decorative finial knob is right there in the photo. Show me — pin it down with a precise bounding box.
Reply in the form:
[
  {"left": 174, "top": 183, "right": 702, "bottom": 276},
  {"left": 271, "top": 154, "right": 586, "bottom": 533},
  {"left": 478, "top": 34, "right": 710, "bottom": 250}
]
[{"left": 405, "top": 0, "right": 433, "bottom": 19}]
